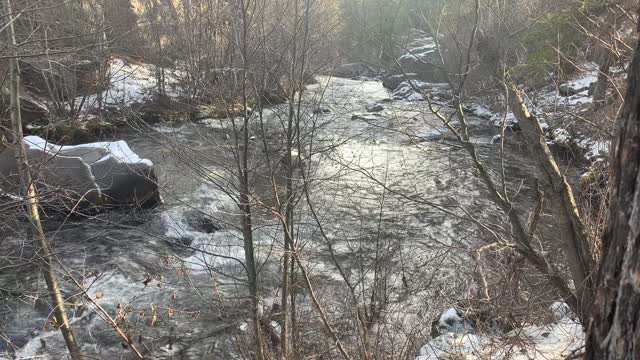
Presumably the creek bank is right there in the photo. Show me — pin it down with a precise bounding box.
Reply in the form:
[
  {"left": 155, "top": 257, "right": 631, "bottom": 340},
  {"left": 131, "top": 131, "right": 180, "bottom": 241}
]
[
  {"left": 462, "top": 63, "right": 614, "bottom": 172},
  {"left": 23, "top": 97, "right": 258, "bottom": 145},
  {"left": 16, "top": 56, "right": 295, "bottom": 145},
  {"left": 379, "top": 29, "right": 613, "bottom": 176},
  {"left": 388, "top": 57, "right": 614, "bottom": 175}
]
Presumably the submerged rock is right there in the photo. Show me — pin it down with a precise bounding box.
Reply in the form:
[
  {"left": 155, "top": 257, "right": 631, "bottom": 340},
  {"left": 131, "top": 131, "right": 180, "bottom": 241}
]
[
  {"left": 0, "top": 136, "right": 161, "bottom": 210},
  {"left": 382, "top": 73, "right": 419, "bottom": 90},
  {"left": 351, "top": 113, "right": 379, "bottom": 121},
  {"left": 183, "top": 210, "right": 222, "bottom": 234},
  {"left": 392, "top": 80, "right": 451, "bottom": 101},
  {"left": 333, "top": 63, "right": 377, "bottom": 78},
  {"left": 418, "top": 130, "right": 446, "bottom": 142},
  {"left": 312, "top": 107, "right": 330, "bottom": 114},
  {"left": 366, "top": 103, "right": 384, "bottom": 112}
]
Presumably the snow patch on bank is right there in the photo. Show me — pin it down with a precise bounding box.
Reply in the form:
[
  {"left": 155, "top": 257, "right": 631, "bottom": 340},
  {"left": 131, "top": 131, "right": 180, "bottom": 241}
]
[
  {"left": 417, "top": 302, "right": 583, "bottom": 359},
  {"left": 78, "top": 57, "right": 184, "bottom": 110},
  {"left": 458, "top": 63, "right": 609, "bottom": 163}
]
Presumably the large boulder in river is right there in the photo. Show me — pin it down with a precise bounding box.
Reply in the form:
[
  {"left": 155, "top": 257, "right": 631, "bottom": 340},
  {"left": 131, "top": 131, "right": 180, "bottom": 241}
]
[
  {"left": 333, "top": 63, "right": 376, "bottom": 78},
  {"left": 0, "top": 136, "right": 161, "bottom": 209},
  {"left": 396, "top": 30, "right": 448, "bottom": 83},
  {"left": 391, "top": 80, "right": 451, "bottom": 101}
]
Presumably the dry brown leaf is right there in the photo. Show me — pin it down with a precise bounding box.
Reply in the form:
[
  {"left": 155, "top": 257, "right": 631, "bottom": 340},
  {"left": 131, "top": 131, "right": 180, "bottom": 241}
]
[
  {"left": 167, "top": 308, "right": 174, "bottom": 317},
  {"left": 150, "top": 305, "right": 157, "bottom": 326},
  {"left": 96, "top": 291, "right": 103, "bottom": 299},
  {"left": 143, "top": 273, "right": 152, "bottom": 287}
]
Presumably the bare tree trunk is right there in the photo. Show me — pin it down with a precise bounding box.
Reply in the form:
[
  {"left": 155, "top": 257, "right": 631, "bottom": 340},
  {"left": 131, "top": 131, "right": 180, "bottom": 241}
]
[
  {"left": 96, "top": 0, "right": 108, "bottom": 114},
  {"left": 4, "top": 0, "right": 82, "bottom": 358},
  {"left": 280, "top": 0, "right": 302, "bottom": 353},
  {"left": 236, "top": 0, "right": 263, "bottom": 357},
  {"left": 280, "top": 41, "right": 296, "bottom": 360},
  {"left": 586, "top": 18, "right": 640, "bottom": 360},
  {"left": 592, "top": 49, "right": 612, "bottom": 111}
]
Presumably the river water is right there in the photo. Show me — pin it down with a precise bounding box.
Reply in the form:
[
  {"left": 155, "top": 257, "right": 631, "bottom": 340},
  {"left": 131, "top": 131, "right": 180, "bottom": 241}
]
[{"left": 0, "top": 77, "right": 544, "bottom": 359}]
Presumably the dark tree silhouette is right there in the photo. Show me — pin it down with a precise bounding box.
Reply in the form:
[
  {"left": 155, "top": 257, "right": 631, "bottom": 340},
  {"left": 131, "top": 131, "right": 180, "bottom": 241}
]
[{"left": 586, "top": 13, "right": 640, "bottom": 360}]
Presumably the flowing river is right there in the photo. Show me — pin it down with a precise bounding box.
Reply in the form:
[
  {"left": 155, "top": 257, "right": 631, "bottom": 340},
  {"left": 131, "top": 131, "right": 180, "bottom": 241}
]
[{"left": 1, "top": 76, "right": 550, "bottom": 359}]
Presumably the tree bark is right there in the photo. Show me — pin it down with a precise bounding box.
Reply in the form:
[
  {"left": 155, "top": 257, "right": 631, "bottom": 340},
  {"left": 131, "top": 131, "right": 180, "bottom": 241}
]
[
  {"left": 4, "top": 0, "right": 82, "bottom": 358},
  {"left": 586, "top": 18, "right": 640, "bottom": 360},
  {"left": 237, "top": 0, "right": 263, "bottom": 357},
  {"left": 592, "top": 49, "right": 612, "bottom": 111}
]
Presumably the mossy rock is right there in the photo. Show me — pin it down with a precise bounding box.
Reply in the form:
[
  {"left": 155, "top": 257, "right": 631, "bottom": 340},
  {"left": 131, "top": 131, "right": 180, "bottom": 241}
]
[
  {"left": 431, "top": 318, "right": 441, "bottom": 339},
  {"left": 194, "top": 105, "right": 230, "bottom": 119},
  {"left": 139, "top": 108, "right": 192, "bottom": 123},
  {"left": 258, "top": 89, "right": 288, "bottom": 105},
  {"left": 135, "top": 96, "right": 196, "bottom": 123},
  {"left": 195, "top": 104, "right": 253, "bottom": 120}
]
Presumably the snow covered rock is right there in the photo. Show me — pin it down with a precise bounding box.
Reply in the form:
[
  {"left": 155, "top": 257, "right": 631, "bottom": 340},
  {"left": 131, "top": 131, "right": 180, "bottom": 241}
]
[
  {"left": 558, "top": 69, "right": 597, "bottom": 97},
  {"left": 391, "top": 80, "right": 451, "bottom": 101},
  {"left": 416, "top": 303, "right": 583, "bottom": 360},
  {"left": 0, "top": 136, "right": 160, "bottom": 209},
  {"left": 537, "top": 65, "right": 598, "bottom": 108},
  {"left": 397, "top": 30, "right": 448, "bottom": 83},
  {"left": 351, "top": 113, "right": 380, "bottom": 121},
  {"left": 552, "top": 128, "right": 571, "bottom": 145},
  {"left": 489, "top": 112, "right": 518, "bottom": 128},
  {"left": 438, "top": 308, "right": 474, "bottom": 335},
  {"left": 464, "top": 103, "right": 495, "bottom": 120},
  {"left": 559, "top": 83, "right": 592, "bottom": 97}
]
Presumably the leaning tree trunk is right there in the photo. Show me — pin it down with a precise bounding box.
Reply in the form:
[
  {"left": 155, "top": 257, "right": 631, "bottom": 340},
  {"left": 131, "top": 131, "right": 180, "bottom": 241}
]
[
  {"left": 585, "top": 18, "right": 640, "bottom": 360},
  {"left": 4, "top": 0, "right": 82, "bottom": 358},
  {"left": 509, "top": 88, "right": 597, "bottom": 323}
]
